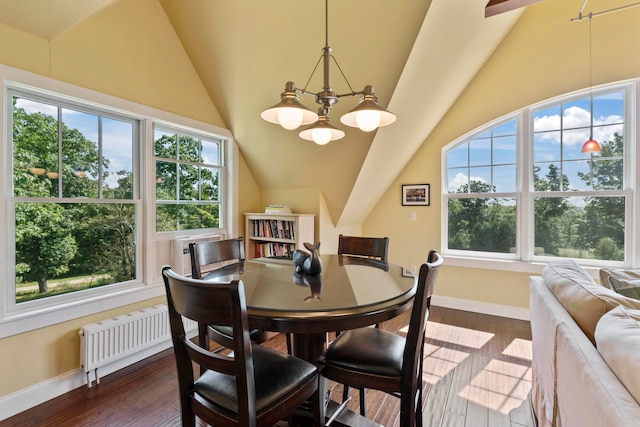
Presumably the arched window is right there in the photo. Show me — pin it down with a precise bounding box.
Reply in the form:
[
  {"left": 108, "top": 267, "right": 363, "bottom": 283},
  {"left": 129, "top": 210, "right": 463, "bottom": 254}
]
[{"left": 443, "top": 83, "right": 632, "bottom": 267}]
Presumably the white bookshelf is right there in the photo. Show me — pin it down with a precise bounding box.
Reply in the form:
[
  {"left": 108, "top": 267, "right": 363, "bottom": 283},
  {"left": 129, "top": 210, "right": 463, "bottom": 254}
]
[{"left": 244, "top": 213, "right": 315, "bottom": 260}]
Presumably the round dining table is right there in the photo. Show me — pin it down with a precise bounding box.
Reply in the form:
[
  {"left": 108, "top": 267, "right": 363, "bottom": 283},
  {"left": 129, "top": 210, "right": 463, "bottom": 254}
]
[{"left": 203, "top": 254, "right": 418, "bottom": 363}]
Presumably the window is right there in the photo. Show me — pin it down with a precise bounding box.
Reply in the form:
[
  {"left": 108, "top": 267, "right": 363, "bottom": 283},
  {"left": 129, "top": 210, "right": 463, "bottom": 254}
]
[
  {"left": 11, "top": 90, "right": 139, "bottom": 304},
  {"left": 154, "top": 128, "right": 222, "bottom": 232},
  {"left": 444, "top": 83, "right": 632, "bottom": 266},
  {"left": 532, "top": 90, "right": 626, "bottom": 262},
  {"left": 1, "top": 69, "right": 233, "bottom": 337},
  {"left": 446, "top": 118, "right": 518, "bottom": 255}
]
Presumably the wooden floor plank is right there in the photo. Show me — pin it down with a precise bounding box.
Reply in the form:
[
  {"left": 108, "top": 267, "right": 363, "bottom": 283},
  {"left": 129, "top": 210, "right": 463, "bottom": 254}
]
[{"left": 2, "top": 306, "right": 534, "bottom": 427}]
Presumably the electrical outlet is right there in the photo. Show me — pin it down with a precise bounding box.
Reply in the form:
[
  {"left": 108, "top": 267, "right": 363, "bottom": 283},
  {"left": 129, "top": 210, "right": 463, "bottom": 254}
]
[{"left": 410, "top": 264, "right": 416, "bottom": 274}]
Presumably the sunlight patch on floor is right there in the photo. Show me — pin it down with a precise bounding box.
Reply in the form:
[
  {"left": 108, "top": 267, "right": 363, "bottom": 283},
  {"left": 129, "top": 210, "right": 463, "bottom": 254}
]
[
  {"left": 502, "top": 337, "right": 533, "bottom": 360},
  {"left": 427, "top": 321, "right": 495, "bottom": 349},
  {"left": 460, "top": 357, "right": 532, "bottom": 415},
  {"left": 423, "top": 343, "right": 470, "bottom": 384}
]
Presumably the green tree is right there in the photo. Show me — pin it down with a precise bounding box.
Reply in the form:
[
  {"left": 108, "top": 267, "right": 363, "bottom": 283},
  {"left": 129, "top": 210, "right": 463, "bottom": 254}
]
[
  {"left": 15, "top": 202, "right": 77, "bottom": 293},
  {"left": 533, "top": 164, "right": 571, "bottom": 255},
  {"left": 448, "top": 180, "right": 516, "bottom": 253},
  {"left": 155, "top": 133, "right": 219, "bottom": 231},
  {"left": 12, "top": 99, "right": 135, "bottom": 295},
  {"left": 577, "top": 133, "right": 625, "bottom": 260}
]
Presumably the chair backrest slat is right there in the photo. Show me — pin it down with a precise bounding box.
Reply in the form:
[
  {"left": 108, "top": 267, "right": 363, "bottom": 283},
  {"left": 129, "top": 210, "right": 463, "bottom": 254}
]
[
  {"left": 402, "top": 250, "right": 443, "bottom": 391},
  {"left": 190, "top": 237, "right": 245, "bottom": 279},
  {"left": 338, "top": 235, "right": 389, "bottom": 261}
]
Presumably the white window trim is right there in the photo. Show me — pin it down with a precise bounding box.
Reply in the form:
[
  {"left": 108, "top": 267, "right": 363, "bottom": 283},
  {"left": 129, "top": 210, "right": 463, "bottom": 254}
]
[
  {"left": 0, "top": 64, "right": 236, "bottom": 338},
  {"left": 442, "top": 79, "right": 640, "bottom": 273}
]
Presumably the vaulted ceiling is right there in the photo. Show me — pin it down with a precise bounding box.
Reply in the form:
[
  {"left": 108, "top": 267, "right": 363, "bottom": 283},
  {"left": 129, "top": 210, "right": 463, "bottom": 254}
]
[{"left": 0, "top": 0, "right": 545, "bottom": 226}]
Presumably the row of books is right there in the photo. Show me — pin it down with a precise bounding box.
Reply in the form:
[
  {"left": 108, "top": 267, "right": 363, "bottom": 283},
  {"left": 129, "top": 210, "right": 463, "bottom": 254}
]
[
  {"left": 254, "top": 242, "right": 296, "bottom": 259},
  {"left": 250, "top": 219, "right": 296, "bottom": 240}
]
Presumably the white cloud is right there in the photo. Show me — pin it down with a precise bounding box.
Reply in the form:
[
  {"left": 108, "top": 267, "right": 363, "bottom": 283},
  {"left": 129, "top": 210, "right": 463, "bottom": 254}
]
[
  {"left": 15, "top": 98, "right": 57, "bottom": 116},
  {"left": 448, "top": 172, "right": 486, "bottom": 192},
  {"left": 533, "top": 105, "right": 623, "bottom": 147}
]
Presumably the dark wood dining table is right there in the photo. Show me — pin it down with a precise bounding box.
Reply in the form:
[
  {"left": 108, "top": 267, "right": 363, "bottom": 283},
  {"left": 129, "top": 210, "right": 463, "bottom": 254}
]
[{"left": 203, "top": 254, "right": 418, "bottom": 426}]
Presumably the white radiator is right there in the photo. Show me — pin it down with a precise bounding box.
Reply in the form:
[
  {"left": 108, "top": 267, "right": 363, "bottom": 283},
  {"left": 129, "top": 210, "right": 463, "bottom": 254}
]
[
  {"left": 79, "top": 304, "right": 197, "bottom": 387},
  {"left": 171, "top": 233, "right": 226, "bottom": 276}
]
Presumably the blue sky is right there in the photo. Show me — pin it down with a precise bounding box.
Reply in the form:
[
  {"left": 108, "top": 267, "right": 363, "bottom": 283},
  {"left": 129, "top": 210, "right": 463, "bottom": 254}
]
[
  {"left": 447, "top": 90, "right": 624, "bottom": 194},
  {"left": 17, "top": 97, "right": 134, "bottom": 189}
]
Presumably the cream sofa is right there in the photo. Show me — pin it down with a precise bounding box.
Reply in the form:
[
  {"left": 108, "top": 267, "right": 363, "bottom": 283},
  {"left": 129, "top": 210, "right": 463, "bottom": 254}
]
[{"left": 529, "top": 259, "right": 640, "bottom": 427}]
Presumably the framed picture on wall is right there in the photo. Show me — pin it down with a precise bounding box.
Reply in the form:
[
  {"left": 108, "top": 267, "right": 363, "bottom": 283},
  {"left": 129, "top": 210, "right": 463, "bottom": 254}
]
[{"left": 402, "top": 184, "right": 430, "bottom": 206}]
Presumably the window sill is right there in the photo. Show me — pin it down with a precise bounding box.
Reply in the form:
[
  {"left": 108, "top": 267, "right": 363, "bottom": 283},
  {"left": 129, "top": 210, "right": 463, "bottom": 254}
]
[
  {"left": 0, "top": 281, "right": 165, "bottom": 339},
  {"left": 443, "top": 254, "right": 602, "bottom": 281}
]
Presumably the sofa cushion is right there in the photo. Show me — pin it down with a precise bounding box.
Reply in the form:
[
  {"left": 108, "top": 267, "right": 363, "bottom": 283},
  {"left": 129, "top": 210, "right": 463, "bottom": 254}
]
[
  {"left": 595, "top": 306, "right": 640, "bottom": 404},
  {"left": 599, "top": 267, "right": 640, "bottom": 290},
  {"left": 542, "top": 259, "right": 640, "bottom": 344}
]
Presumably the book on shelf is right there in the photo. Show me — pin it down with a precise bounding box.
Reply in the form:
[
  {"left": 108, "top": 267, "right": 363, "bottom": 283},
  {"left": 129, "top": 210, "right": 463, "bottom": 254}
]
[
  {"left": 250, "top": 219, "right": 295, "bottom": 240},
  {"left": 264, "top": 204, "right": 293, "bottom": 214},
  {"left": 254, "top": 242, "right": 295, "bottom": 259}
]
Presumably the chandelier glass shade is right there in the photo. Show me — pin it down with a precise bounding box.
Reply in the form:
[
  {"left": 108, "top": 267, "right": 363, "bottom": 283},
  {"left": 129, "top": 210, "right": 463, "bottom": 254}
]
[
  {"left": 260, "top": 82, "right": 319, "bottom": 130},
  {"left": 299, "top": 114, "right": 345, "bottom": 145},
  {"left": 260, "top": 0, "right": 396, "bottom": 145}
]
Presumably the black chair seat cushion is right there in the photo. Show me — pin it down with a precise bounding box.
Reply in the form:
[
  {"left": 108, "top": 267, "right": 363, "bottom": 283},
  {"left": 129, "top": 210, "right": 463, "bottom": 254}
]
[
  {"left": 194, "top": 344, "right": 317, "bottom": 413},
  {"left": 323, "top": 327, "right": 405, "bottom": 376},
  {"left": 210, "top": 325, "right": 262, "bottom": 340}
]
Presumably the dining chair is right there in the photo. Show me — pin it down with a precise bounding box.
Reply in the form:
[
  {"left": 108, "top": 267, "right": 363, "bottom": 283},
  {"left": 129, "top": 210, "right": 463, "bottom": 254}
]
[
  {"left": 162, "top": 266, "right": 325, "bottom": 427},
  {"left": 336, "top": 234, "right": 390, "bottom": 406},
  {"left": 189, "top": 238, "right": 255, "bottom": 352},
  {"left": 318, "top": 250, "right": 443, "bottom": 426},
  {"left": 190, "top": 237, "right": 293, "bottom": 356}
]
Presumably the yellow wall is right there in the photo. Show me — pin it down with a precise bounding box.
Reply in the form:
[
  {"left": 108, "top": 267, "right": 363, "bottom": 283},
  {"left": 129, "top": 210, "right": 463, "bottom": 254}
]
[
  {"left": 364, "top": 0, "right": 640, "bottom": 309},
  {"left": 0, "top": 0, "right": 240, "bottom": 399}
]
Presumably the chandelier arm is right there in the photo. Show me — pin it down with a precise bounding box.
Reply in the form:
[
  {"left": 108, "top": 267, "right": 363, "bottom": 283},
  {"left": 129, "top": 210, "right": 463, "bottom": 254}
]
[
  {"left": 336, "top": 91, "right": 362, "bottom": 98},
  {"left": 301, "top": 55, "right": 325, "bottom": 94},
  {"left": 330, "top": 55, "right": 356, "bottom": 94}
]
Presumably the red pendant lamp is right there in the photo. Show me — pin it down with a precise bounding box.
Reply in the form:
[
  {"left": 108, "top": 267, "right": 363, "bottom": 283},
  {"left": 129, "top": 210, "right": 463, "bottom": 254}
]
[{"left": 581, "top": 12, "right": 601, "bottom": 154}]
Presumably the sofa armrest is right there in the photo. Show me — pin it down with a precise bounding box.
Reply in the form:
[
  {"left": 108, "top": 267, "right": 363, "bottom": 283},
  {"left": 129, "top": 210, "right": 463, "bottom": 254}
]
[{"left": 556, "top": 322, "right": 640, "bottom": 426}]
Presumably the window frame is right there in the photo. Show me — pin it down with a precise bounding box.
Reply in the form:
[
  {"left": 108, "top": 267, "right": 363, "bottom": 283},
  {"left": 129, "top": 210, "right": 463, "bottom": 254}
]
[
  {"left": 0, "top": 65, "right": 236, "bottom": 338},
  {"left": 8, "top": 87, "right": 143, "bottom": 316},
  {"left": 442, "top": 81, "right": 639, "bottom": 271},
  {"left": 153, "top": 124, "right": 225, "bottom": 233}
]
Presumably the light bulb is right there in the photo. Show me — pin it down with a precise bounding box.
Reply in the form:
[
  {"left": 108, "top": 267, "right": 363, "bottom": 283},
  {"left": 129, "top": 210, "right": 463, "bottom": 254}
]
[
  {"left": 277, "top": 108, "right": 304, "bottom": 130},
  {"left": 311, "top": 128, "right": 332, "bottom": 145},
  {"left": 355, "top": 110, "right": 381, "bottom": 132}
]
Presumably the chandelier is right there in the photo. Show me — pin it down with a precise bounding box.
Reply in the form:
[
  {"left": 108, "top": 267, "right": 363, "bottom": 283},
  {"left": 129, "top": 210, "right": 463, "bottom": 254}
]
[{"left": 260, "top": 0, "right": 396, "bottom": 145}]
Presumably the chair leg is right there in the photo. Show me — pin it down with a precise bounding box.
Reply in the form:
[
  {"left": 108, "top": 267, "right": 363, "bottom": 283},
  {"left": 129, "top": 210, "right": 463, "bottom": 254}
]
[
  {"left": 342, "top": 385, "right": 350, "bottom": 403},
  {"left": 359, "top": 388, "right": 366, "bottom": 416},
  {"left": 286, "top": 333, "right": 292, "bottom": 354},
  {"left": 342, "top": 385, "right": 366, "bottom": 415}
]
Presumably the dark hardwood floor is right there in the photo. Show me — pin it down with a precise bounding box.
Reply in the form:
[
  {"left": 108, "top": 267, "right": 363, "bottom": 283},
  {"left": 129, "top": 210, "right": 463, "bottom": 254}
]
[{"left": 2, "top": 306, "right": 535, "bottom": 427}]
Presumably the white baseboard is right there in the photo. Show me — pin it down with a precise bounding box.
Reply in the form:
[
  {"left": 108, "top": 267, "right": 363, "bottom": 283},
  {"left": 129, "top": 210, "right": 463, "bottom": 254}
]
[
  {"left": 0, "top": 300, "right": 528, "bottom": 421},
  {"left": 431, "top": 295, "right": 530, "bottom": 321},
  {"left": 0, "top": 329, "right": 196, "bottom": 422}
]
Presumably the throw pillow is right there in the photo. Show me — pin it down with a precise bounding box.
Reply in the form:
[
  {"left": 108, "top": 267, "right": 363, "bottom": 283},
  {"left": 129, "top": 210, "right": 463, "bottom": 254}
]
[
  {"left": 608, "top": 277, "right": 640, "bottom": 300},
  {"left": 595, "top": 306, "right": 640, "bottom": 404},
  {"left": 542, "top": 259, "right": 640, "bottom": 344},
  {"left": 599, "top": 267, "right": 640, "bottom": 290}
]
